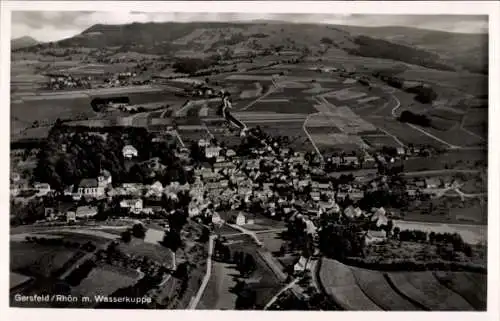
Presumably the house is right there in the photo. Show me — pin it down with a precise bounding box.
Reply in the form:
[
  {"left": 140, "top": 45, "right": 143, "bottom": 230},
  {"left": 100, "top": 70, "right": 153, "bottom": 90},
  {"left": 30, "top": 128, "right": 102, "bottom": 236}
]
[
  {"left": 122, "top": 145, "right": 138, "bottom": 159},
  {"left": 66, "top": 211, "right": 76, "bottom": 223},
  {"left": 120, "top": 199, "right": 144, "bottom": 213},
  {"left": 212, "top": 212, "right": 224, "bottom": 226},
  {"left": 235, "top": 212, "right": 246, "bottom": 226},
  {"left": 197, "top": 139, "right": 210, "bottom": 148},
  {"left": 294, "top": 256, "right": 313, "bottom": 273},
  {"left": 396, "top": 147, "right": 405, "bottom": 156},
  {"left": 34, "top": 183, "right": 51, "bottom": 196},
  {"left": 344, "top": 156, "right": 359, "bottom": 166},
  {"left": 78, "top": 179, "right": 105, "bottom": 199},
  {"left": 206, "top": 147, "right": 222, "bottom": 159},
  {"left": 371, "top": 207, "right": 388, "bottom": 227},
  {"left": 226, "top": 149, "right": 236, "bottom": 158},
  {"left": 310, "top": 191, "right": 320, "bottom": 202},
  {"left": 364, "top": 230, "right": 387, "bottom": 244},
  {"left": 75, "top": 206, "right": 98, "bottom": 219},
  {"left": 344, "top": 206, "right": 355, "bottom": 219},
  {"left": 98, "top": 170, "right": 112, "bottom": 187},
  {"left": 304, "top": 219, "right": 317, "bottom": 235},
  {"left": 425, "top": 178, "right": 440, "bottom": 189}
]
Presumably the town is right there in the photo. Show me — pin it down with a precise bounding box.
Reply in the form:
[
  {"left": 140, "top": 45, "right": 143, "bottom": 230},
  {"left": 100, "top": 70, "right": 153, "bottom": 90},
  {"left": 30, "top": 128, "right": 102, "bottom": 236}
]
[{"left": 10, "top": 14, "right": 488, "bottom": 311}]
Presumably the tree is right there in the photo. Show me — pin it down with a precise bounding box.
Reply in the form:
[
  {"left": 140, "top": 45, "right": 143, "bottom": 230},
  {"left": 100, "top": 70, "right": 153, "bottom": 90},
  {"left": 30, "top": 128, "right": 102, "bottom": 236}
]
[
  {"left": 121, "top": 230, "right": 132, "bottom": 243},
  {"left": 161, "top": 230, "right": 183, "bottom": 253},
  {"left": 131, "top": 223, "right": 146, "bottom": 239}
]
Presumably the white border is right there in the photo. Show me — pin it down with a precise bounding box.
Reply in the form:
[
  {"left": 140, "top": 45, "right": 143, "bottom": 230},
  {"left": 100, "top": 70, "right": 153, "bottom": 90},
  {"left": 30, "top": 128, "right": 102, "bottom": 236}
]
[{"left": 1, "top": 2, "right": 498, "bottom": 321}]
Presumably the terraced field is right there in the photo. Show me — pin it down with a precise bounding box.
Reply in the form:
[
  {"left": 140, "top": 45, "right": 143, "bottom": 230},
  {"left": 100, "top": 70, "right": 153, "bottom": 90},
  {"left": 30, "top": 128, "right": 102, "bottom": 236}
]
[
  {"left": 386, "top": 272, "right": 474, "bottom": 311},
  {"left": 319, "top": 258, "right": 487, "bottom": 311}
]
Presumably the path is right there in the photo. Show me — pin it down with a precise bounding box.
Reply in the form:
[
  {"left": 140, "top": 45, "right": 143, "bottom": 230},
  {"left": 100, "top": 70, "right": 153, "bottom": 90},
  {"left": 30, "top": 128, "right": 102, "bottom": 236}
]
[
  {"left": 226, "top": 224, "right": 263, "bottom": 247},
  {"left": 173, "top": 130, "right": 186, "bottom": 148},
  {"left": 302, "top": 113, "right": 324, "bottom": 161},
  {"left": 406, "top": 123, "right": 460, "bottom": 149},
  {"left": 264, "top": 278, "right": 300, "bottom": 310},
  {"left": 188, "top": 235, "right": 216, "bottom": 309},
  {"left": 239, "top": 77, "right": 281, "bottom": 111}
]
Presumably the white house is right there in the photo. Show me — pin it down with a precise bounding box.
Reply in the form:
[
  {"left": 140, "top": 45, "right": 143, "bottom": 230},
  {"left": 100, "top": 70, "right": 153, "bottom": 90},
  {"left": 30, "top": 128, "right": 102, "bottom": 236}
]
[
  {"left": 120, "top": 199, "right": 144, "bottom": 213},
  {"left": 66, "top": 211, "right": 77, "bottom": 223},
  {"left": 122, "top": 145, "right": 138, "bottom": 159},
  {"left": 226, "top": 149, "right": 236, "bottom": 158},
  {"left": 198, "top": 139, "right": 210, "bottom": 148},
  {"left": 294, "top": 256, "right": 312, "bottom": 273},
  {"left": 34, "top": 183, "right": 51, "bottom": 196},
  {"left": 235, "top": 212, "right": 246, "bottom": 226},
  {"left": 364, "top": 230, "right": 387, "bottom": 245},
  {"left": 212, "top": 212, "right": 224, "bottom": 226},
  {"left": 205, "top": 147, "right": 221, "bottom": 159}
]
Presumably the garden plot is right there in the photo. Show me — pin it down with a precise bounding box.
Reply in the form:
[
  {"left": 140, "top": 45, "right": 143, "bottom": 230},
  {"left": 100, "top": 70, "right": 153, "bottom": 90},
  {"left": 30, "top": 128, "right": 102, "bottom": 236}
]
[
  {"left": 312, "top": 133, "right": 370, "bottom": 149},
  {"left": 362, "top": 135, "right": 402, "bottom": 149},
  {"left": 308, "top": 107, "right": 377, "bottom": 134},
  {"left": 199, "top": 262, "right": 239, "bottom": 310},
  {"left": 323, "top": 88, "right": 367, "bottom": 101}
]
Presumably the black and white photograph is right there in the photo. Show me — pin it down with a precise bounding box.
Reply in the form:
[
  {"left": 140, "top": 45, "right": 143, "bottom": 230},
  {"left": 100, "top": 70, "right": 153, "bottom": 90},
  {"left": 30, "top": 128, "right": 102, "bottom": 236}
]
[{"left": 2, "top": 1, "right": 498, "bottom": 317}]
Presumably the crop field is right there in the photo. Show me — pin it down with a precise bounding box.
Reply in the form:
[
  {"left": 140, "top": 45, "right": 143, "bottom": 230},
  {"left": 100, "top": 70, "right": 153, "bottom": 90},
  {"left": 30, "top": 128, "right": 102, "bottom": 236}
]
[
  {"left": 10, "top": 242, "right": 78, "bottom": 278},
  {"left": 367, "top": 118, "right": 449, "bottom": 148},
  {"left": 307, "top": 107, "right": 377, "bottom": 134},
  {"left": 322, "top": 88, "right": 368, "bottom": 101},
  {"left": 319, "top": 258, "right": 382, "bottom": 310},
  {"left": 362, "top": 135, "right": 402, "bottom": 149},
  {"left": 72, "top": 264, "right": 139, "bottom": 298},
  {"left": 117, "top": 238, "right": 173, "bottom": 266},
  {"left": 312, "top": 133, "right": 370, "bottom": 150},
  {"left": 386, "top": 272, "right": 474, "bottom": 311},
  {"left": 433, "top": 271, "right": 487, "bottom": 310},
  {"left": 247, "top": 98, "right": 317, "bottom": 115},
  {"left": 226, "top": 74, "right": 274, "bottom": 81},
  {"left": 351, "top": 268, "right": 421, "bottom": 311},
  {"left": 319, "top": 258, "right": 486, "bottom": 311},
  {"left": 410, "top": 125, "right": 485, "bottom": 148},
  {"left": 305, "top": 125, "right": 343, "bottom": 135}
]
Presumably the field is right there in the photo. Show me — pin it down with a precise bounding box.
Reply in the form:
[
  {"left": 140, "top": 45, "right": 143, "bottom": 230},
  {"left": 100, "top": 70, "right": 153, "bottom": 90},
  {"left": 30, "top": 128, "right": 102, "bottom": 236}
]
[
  {"left": 319, "top": 258, "right": 487, "bottom": 311},
  {"left": 10, "top": 241, "right": 80, "bottom": 278},
  {"left": 386, "top": 272, "right": 474, "bottom": 310},
  {"left": 362, "top": 135, "right": 402, "bottom": 148},
  {"left": 71, "top": 264, "right": 139, "bottom": 298},
  {"left": 319, "top": 258, "right": 382, "bottom": 310},
  {"left": 368, "top": 117, "right": 450, "bottom": 148},
  {"left": 433, "top": 271, "right": 487, "bottom": 310},
  {"left": 198, "top": 262, "right": 239, "bottom": 310},
  {"left": 403, "top": 149, "right": 486, "bottom": 172},
  {"left": 117, "top": 238, "right": 174, "bottom": 266}
]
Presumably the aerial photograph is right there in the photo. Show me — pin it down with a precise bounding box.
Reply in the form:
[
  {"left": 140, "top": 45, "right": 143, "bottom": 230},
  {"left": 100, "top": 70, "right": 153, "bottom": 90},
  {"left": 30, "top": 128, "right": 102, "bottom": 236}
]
[{"left": 9, "top": 11, "right": 488, "bottom": 310}]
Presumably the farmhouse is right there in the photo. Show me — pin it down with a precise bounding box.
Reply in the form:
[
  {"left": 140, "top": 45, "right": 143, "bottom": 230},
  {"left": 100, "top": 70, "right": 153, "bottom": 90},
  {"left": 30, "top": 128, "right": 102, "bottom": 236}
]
[
  {"left": 66, "top": 211, "right": 76, "bottom": 223},
  {"left": 425, "top": 178, "right": 441, "bottom": 189},
  {"left": 122, "top": 145, "right": 138, "bottom": 159}
]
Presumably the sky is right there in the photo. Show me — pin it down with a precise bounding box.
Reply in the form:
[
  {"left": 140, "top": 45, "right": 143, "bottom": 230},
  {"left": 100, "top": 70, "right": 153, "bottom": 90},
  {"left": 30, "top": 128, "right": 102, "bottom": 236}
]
[{"left": 11, "top": 11, "right": 488, "bottom": 42}]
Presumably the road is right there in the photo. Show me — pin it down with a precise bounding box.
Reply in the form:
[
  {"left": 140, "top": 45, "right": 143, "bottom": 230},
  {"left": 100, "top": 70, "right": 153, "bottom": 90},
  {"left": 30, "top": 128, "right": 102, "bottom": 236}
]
[
  {"left": 226, "top": 224, "right": 263, "bottom": 247},
  {"left": 403, "top": 169, "right": 481, "bottom": 177},
  {"left": 173, "top": 129, "right": 186, "bottom": 148},
  {"left": 264, "top": 278, "right": 300, "bottom": 310},
  {"left": 188, "top": 234, "right": 216, "bottom": 309},
  {"left": 302, "top": 113, "right": 324, "bottom": 161}
]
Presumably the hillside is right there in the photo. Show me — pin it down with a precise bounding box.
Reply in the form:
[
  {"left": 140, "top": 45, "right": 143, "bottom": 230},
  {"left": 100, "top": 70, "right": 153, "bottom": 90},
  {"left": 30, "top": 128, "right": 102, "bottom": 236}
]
[
  {"left": 11, "top": 36, "right": 40, "bottom": 50},
  {"left": 17, "top": 22, "right": 487, "bottom": 74},
  {"left": 335, "top": 25, "right": 488, "bottom": 74}
]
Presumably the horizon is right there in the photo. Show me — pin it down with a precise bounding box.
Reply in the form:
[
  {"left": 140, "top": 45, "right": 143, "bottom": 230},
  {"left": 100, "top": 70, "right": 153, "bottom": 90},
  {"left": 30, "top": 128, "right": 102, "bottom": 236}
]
[{"left": 11, "top": 12, "right": 488, "bottom": 42}]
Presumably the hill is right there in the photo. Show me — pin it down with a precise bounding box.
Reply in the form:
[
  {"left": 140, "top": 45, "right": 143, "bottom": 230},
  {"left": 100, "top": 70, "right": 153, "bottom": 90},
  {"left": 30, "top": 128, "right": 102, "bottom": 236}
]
[
  {"left": 11, "top": 36, "right": 40, "bottom": 50},
  {"left": 334, "top": 25, "right": 488, "bottom": 74},
  {"left": 17, "top": 22, "right": 487, "bottom": 74}
]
